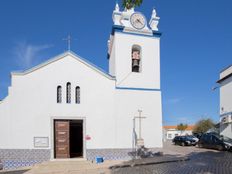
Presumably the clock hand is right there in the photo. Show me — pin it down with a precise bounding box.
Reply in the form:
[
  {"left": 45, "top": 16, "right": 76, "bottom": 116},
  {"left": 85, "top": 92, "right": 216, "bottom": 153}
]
[{"left": 136, "top": 19, "right": 143, "bottom": 25}]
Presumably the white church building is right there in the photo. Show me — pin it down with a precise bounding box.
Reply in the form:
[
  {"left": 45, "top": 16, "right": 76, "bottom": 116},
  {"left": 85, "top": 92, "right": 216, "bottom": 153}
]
[{"left": 0, "top": 4, "right": 162, "bottom": 167}]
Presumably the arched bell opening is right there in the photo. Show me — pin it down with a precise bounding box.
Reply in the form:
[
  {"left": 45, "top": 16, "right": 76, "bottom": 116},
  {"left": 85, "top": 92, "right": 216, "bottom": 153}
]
[{"left": 131, "top": 45, "right": 141, "bottom": 73}]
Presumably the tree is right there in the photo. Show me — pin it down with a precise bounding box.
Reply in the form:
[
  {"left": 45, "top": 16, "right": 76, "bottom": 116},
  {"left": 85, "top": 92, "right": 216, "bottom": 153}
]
[
  {"left": 122, "top": 0, "right": 143, "bottom": 10},
  {"left": 177, "top": 123, "right": 188, "bottom": 134},
  {"left": 193, "top": 118, "right": 215, "bottom": 134}
]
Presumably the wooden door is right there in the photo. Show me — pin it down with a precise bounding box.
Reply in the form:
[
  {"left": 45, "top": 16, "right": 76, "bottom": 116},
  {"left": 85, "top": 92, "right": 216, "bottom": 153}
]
[{"left": 55, "top": 120, "right": 70, "bottom": 158}]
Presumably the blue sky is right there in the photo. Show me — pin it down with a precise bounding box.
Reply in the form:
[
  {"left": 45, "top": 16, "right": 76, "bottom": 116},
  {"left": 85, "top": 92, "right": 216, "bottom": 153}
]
[{"left": 0, "top": 0, "right": 231, "bottom": 125}]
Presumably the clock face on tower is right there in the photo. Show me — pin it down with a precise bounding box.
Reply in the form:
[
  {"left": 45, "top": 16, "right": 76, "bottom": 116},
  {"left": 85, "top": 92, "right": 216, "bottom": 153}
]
[{"left": 130, "top": 13, "right": 146, "bottom": 30}]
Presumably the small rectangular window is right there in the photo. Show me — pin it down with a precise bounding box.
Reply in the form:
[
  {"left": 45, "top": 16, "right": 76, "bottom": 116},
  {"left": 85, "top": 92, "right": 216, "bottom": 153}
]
[
  {"left": 57, "top": 86, "right": 62, "bottom": 103},
  {"left": 75, "top": 86, "right": 80, "bottom": 104},
  {"left": 66, "top": 82, "right": 71, "bottom": 103}
]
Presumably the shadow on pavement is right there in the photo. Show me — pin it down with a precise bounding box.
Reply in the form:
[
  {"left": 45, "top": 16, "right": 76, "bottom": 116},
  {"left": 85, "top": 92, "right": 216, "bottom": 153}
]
[{"left": 110, "top": 154, "right": 189, "bottom": 169}]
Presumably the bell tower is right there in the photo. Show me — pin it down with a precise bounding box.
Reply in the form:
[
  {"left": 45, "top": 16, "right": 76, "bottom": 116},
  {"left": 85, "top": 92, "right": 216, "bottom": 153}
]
[{"left": 108, "top": 4, "right": 161, "bottom": 90}]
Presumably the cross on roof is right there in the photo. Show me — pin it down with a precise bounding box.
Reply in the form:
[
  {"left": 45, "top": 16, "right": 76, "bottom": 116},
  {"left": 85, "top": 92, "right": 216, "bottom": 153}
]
[{"left": 63, "top": 34, "right": 72, "bottom": 51}]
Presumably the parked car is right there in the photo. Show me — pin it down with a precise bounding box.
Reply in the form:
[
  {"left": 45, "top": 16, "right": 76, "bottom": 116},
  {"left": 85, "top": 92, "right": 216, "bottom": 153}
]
[
  {"left": 172, "top": 136, "right": 197, "bottom": 146},
  {"left": 223, "top": 136, "right": 232, "bottom": 151},
  {"left": 197, "top": 133, "right": 232, "bottom": 151},
  {"left": 193, "top": 133, "right": 202, "bottom": 139},
  {"left": 0, "top": 160, "right": 3, "bottom": 170},
  {"left": 186, "top": 135, "right": 199, "bottom": 142}
]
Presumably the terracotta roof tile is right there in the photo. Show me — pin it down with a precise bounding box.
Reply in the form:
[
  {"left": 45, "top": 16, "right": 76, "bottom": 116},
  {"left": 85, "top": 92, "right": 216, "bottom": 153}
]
[{"left": 163, "top": 125, "right": 195, "bottom": 131}]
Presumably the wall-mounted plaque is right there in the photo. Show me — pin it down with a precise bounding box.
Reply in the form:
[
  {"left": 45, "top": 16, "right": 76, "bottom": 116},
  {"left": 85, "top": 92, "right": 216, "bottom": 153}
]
[{"left": 34, "top": 137, "right": 49, "bottom": 148}]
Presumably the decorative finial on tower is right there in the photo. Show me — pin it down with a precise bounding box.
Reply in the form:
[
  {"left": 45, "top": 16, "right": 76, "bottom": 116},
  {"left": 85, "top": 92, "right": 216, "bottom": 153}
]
[
  {"left": 152, "top": 8, "right": 157, "bottom": 18},
  {"left": 149, "top": 8, "right": 160, "bottom": 31},
  {"left": 115, "top": 2, "right": 120, "bottom": 12},
  {"left": 113, "top": 2, "right": 122, "bottom": 25}
]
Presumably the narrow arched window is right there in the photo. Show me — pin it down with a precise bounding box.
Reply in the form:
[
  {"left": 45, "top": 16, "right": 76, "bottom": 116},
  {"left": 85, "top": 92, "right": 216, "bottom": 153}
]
[
  {"left": 57, "top": 86, "right": 62, "bottom": 103},
  {"left": 75, "top": 86, "right": 80, "bottom": 104},
  {"left": 131, "top": 45, "right": 141, "bottom": 72},
  {"left": 66, "top": 82, "right": 71, "bottom": 103}
]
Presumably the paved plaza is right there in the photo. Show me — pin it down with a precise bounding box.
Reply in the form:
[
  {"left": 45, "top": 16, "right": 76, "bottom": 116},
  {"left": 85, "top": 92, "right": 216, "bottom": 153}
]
[
  {"left": 112, "top": 141, "right": 232, "bottom": 174},
  {"left": 1, "top": 141, "right": 232, "bottom": 174},
  {"left": 112, "top": 149, "right": 232, "bottom": 174}
]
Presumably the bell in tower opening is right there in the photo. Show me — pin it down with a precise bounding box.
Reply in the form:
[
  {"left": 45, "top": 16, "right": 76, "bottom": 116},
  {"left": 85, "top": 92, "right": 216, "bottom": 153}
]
[{"left": 132, "top": 45, "right": 141, "bottom": 72}]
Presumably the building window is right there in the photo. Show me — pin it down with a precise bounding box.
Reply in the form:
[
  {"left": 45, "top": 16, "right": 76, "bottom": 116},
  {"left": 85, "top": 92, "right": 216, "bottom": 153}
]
[
  {"left": 66, "top": 82, "right": 71, "bottom": 103},
  {"left": 168, "top": 134, "right": 172, "bottom": 139},
  {"left": 75, "top": 86, "right": 80, "bottom": 104},
  {"left": 131, "top": 45, "right": 141, "bottom": 72},
  {"left": 57, "top": 86, "right": 62, "bottom": 103}
]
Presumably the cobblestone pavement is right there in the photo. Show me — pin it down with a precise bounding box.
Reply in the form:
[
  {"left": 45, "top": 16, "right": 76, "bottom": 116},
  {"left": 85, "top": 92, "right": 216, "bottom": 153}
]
[{"left": 111, "top": 141, "right": 232, "bottom": 174}]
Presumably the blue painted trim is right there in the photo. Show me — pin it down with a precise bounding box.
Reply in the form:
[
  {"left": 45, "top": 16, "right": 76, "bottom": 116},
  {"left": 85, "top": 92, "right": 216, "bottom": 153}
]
[
  {"left": 116, "top": 87, "right": 160, "bottom": 91},
  {"left": 111, "top": 25, "right": 124, "bottom": 35},
  {"left": 111, "top": 25, "right": 162, "bottom": 38},
  {"left": 119, "top": 30, "right": 162, "bottom": 38},
  {"left": 153, "top": 31, "right": 162, "bottom": 37},
  {"left": 220, "top": 111, "right": 232, "bottom": 117}
]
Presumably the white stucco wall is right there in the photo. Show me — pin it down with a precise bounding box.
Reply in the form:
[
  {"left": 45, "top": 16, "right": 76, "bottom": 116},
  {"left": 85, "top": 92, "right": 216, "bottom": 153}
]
[
  {"left": 219, "top": 75, "right": 232, "bottom": 138},
  {"left": 220, "top": 77, "right": 232, "bottom": 115},
  {"left": 109, "top": 32, "right": 160, "bottom": 89},
  {"left": 115, "top": 89, "right": 163, "bottom": 148},
  {"left": 107, "top": 29, "right": 162, "bottom": 148},
  {"left": 0, "top": 54, "right": 116, "bottom": 150},
  {"left": 109, "top": 38, "right": 116, "bottom": 76},
  {"left": 0, "top": 52, "right": 163, "bottom": 154}
]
